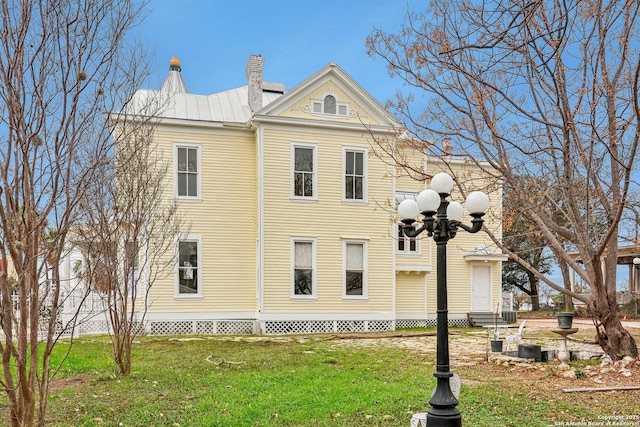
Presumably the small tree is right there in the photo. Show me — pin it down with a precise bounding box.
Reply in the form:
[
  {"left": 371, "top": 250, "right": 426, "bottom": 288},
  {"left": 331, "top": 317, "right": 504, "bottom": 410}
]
[
  {"left": 368, "top": 0, "right": 640, "bottom": 358},
  {"left": 76, "top": 108, "right": 185, "bottom": 375}
]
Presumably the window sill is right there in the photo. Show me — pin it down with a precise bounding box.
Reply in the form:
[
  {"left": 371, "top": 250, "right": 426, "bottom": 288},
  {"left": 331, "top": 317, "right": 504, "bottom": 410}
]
[
  {"left": 174, "top": 294, "right": 203, "bottom": 300},
  {"left": 343, "top": 296, "right": 368, "bottom": 301},
  {"left": 176, "top": 197, "right": 202, "bottom": 203},
  {"left": 290, "top": 197, "right": 318, "bottom": 203},
  {"left": 291, "top": 296, "right": 317, "bottom": 301},
  {"left": 342, "top": 199, "right": 368, "bottom": 205},
  {"left": 396, "top": 252, "right": 422, "bottom": 257}
]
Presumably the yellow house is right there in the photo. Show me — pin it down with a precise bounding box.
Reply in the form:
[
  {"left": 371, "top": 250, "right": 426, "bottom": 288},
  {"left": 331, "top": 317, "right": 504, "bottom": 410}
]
[{"left": 131, "top": 55, "right": 504, "bottom": 335}]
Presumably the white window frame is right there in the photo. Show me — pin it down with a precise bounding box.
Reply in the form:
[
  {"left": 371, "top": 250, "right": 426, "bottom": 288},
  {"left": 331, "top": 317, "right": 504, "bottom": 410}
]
[
  {"left": 291, "top": 237, "right": 317, "bottom": 299},
  {"left": 397, "top": 223, "right": 420, "bottom": 255},
  {"left": 175, "top": 234, "right": 202, "bottom": 299},
  {"left": 343, "top": 239, "right": 368, "bottom": 300},
  {"left": 310, "top": 95, "right": 349, "bottom": 117},
  {"left": 342, "top": 146, "right": 368, "bottom": 203},
  {"left": 174, "top": 143, "right": 202, "bottom": 201},
  {"left": 291, "top": 143, "right": 318, "bottom": 201}
]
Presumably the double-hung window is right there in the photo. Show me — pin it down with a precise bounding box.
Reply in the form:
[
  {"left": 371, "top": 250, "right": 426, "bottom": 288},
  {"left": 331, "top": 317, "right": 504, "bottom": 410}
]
[
  {"left": 397, "top": 224, "right": 418, "bottom": 254},
  {"left": 177, "top": 236, "right": 201, "bottom": 297},
  {"left": 292, "top": 238, "right": 316, "bottom": 297},
  {"left": 292, "top": 143, "right": 317, "bottom": 199},
  {"left": 344, "top": 240, "right": 367, "bottom": 298},
  {"left": 344, "top": 148, "right": 366, "bottom": 202},
  {"left": 175, "top": 144, "right": 200, "bottom": 199}
]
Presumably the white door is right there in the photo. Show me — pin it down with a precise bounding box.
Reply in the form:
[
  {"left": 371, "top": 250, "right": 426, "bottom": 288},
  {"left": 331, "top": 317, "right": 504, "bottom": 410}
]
[{"left": 471, "top": 265, "right": 492, "bottom": 312}]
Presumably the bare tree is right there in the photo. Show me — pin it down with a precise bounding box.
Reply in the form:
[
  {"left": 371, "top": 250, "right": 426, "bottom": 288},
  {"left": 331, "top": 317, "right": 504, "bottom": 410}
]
[
  {"left": 75, "top": 104, "right": 185, "bottom": 376},
  {"left": 368, "top": 0, "right": 640, "bottom": 358},
  {"left": 0, "top": 1, "right": 149, "bottom": 425}
]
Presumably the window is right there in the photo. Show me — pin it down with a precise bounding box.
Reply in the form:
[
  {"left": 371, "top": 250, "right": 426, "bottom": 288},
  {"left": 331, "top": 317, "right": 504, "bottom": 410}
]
[
  {"left": 344, "top": 148, "right": 366, "bottom": 201},
  {"left": 177, "top": 237, "right": 201, "bottom": 297},
  {"left": 344, "top": 241, "right": 367, "bottom": 298},
  {"left": 125, "top": 241, "right": 140, "bottom": 296},
  {"left": 175, "top": 144, "right": 200, "bottom": 199},
  {"left": 292, "top": 144, "right": 317, "bottom": 199},
  {"left": 311, "top": 95, "right": 349, "bottom": 116},
  {"left": 397, "top": 224, "right": 418, "bottom": 254},
  {"left": 324, "top": 95, "right": 336, "bottom": 114},
  {"left": 292, "top": 238, "right": 316, "bottom": 297}
]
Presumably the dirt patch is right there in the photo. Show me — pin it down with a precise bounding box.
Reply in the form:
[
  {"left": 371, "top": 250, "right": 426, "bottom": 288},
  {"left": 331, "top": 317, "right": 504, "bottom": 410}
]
[{"left": 48, "top": 374, "right": 92, "bottom": 394}]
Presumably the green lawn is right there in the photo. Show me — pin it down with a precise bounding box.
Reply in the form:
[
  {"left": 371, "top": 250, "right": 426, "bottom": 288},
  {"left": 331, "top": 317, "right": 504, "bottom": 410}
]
[{"left": 5, "top": 332, "right": 638, "bottom": 426}]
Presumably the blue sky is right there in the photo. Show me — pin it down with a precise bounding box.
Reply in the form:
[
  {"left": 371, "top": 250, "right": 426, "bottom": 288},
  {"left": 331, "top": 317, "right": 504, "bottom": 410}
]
[{"left": 134, "top": 1, "right": 421, "bottom": 104}]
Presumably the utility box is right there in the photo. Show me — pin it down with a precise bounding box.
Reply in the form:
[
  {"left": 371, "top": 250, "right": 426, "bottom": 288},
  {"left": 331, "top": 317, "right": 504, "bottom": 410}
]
[{"left": 518, "top": 343, "right": 541, "bottom": 361}]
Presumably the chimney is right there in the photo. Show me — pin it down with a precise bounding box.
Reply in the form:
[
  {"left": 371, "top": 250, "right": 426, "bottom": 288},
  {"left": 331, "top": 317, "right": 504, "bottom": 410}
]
[{"left": 246, "top": 55, "right": 264, "bottom": 112}]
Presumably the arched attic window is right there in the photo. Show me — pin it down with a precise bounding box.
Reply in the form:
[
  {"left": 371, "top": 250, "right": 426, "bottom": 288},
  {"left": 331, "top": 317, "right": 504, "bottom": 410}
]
[
  {"left": 311, "top": 95, "right": 349, "bottom": 116},
  {"left": 324, "top": 95, "right": 336, "bottom": 114}
]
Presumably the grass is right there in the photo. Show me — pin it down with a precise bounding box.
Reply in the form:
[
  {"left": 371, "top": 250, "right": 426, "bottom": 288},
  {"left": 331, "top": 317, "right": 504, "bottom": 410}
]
[{"left": 3, "top": 332, "right": 639, "bottom": 426}]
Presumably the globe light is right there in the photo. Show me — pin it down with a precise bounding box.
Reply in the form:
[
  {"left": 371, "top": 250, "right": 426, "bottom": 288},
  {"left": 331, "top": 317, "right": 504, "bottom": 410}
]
[
  {"left": 465, "top": 191, "right": 490, "bottom": 215},
  {"left": 634, "top": 257, "right": 640, "bottom": 266},
  {"left": 447, "top": 201, "right": 464, "bottom": 221},
  {"left": 417, "top": 189, "right": 441, "bottom": 212},
  {"left": 431, "top": 172, "right": 454, "bottom": 194},
  {"left": 398, "top": 199, "right": 420, "bottom": 220}
]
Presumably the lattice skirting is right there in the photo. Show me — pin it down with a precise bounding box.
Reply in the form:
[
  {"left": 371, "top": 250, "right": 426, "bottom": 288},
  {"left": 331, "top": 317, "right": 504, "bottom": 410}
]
[
  {"left": 0, "top": 318, "right": 472, "bottom": 341},
  {"left": 149, "top": 320, "right": 256, "bottom": 335},
  {"left": 263, "top": 320, "right": 393, "bottom": 335},
  {"left": 396, "top": 319, "right": 471, "bottom": 329}
]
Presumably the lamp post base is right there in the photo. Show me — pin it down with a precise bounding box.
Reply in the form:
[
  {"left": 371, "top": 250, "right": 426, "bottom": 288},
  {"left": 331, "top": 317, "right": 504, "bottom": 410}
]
[
  {"left": 427, "top": 372, "right": 462, "bottom": 426},
  {"left": 426, "top": 409, "right": 462, "bottom": 426}
]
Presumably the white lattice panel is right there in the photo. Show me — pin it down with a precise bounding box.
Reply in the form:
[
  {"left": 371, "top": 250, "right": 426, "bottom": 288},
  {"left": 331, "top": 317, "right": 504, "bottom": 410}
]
[
  {"left": 150, "top": 321, "right": 192, "bottom": 335},
  {"left": 264, "top": 321, "right": 333, "bottom": 335},
  {"left": 196, "top": 321, "right": 216, "bottom": 334},
  {"left": 216, "top": 321, "right": 254, "bottom": 335},
  {"left": 396, "top": 320, "right": 428, "bottom": 329},
  {"left": 79, "top": 320, "right": 111, "bottom": 335},
  {"left": 336, "top": 320, "right": 365, "bottom": 332},
  {"left": 368, "top": 321, "right": 392, "bottom": 332}
]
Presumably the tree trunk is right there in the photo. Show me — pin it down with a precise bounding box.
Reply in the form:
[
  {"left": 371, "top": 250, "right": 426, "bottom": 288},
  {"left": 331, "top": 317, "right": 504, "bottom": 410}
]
[
  {"left": 595, "top": 313, "right": 639, "bottom": 359},
  {"left": 593, "top": 297, "right": 639, "bottom": 360},
  {"left": 530, "top": 293, "right": 540, "bottom": 312},
  {"left": 525, "top": 271, "right": 540, "bottom": 311}
]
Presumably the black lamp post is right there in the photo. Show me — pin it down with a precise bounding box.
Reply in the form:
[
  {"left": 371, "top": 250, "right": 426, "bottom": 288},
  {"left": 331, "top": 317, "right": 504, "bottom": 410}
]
[{"left": 398, "top": 172, "right": 489, "bottom": 427}]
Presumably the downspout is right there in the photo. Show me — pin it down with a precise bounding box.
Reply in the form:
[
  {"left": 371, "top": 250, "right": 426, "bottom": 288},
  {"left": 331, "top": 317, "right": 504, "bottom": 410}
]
[
  {"left": 391, "top": 135, "right": 397, "bottom": 326},
  {"left": 257, "top": 126, "right": 265, "bottom": 316}
]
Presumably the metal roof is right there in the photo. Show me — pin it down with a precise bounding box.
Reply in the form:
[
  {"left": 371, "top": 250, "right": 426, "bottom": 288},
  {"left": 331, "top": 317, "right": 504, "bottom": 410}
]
[{"left": 127, "top": 83, "right": 283, "bottom": 124}]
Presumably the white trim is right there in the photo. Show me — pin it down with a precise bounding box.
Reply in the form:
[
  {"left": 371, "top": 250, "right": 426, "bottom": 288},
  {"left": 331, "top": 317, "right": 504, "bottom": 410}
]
[
  {"left": 257, "top": 127, "right": 265, "bottom": 312},
  {"left": 258, "top": 312, "right": 395, "bottom": 321},
  {"left": 175, "top": 234, "right": 202, "bottom": 299},
  {"left": 342, "top": 146, "right": 368, "bottom": 204},
  {"left": 290, "top": 142, "right": 318, "bottom": 201},
  {"left": 145, "top": 311, "right": 258, "bottom": 321},
  {"left": 343, "top": 239, "right": 368, "bottom": 300},
  {"left": 470, "top": 263, "right": 493, "bottom": 312},
  {"left": 173, "top": 142, "right": 202, "bottom": 201},
  {"left": 395, "top": 265, "right": 432, "bottom": 273},
  {"left": 291, "top": 237, "right": 317, "bottom": 299}
]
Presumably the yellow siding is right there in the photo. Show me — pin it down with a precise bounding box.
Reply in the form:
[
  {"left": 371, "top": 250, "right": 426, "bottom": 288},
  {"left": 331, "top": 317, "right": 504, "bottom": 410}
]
[
  {"left": 395, "top": 273, "right": 427, "bottom": 314},
  {"left": 260, "top": 125, "right": 394, "bottom": 314},
  {"left": 147, "top": 126, "right": 258, "bottom": 313}
]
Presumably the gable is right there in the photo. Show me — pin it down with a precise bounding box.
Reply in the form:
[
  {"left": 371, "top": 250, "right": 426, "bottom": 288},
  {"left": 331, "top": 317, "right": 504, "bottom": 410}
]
[{"left": 256, "top": 63, "right": 399, "bottom": 130}]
